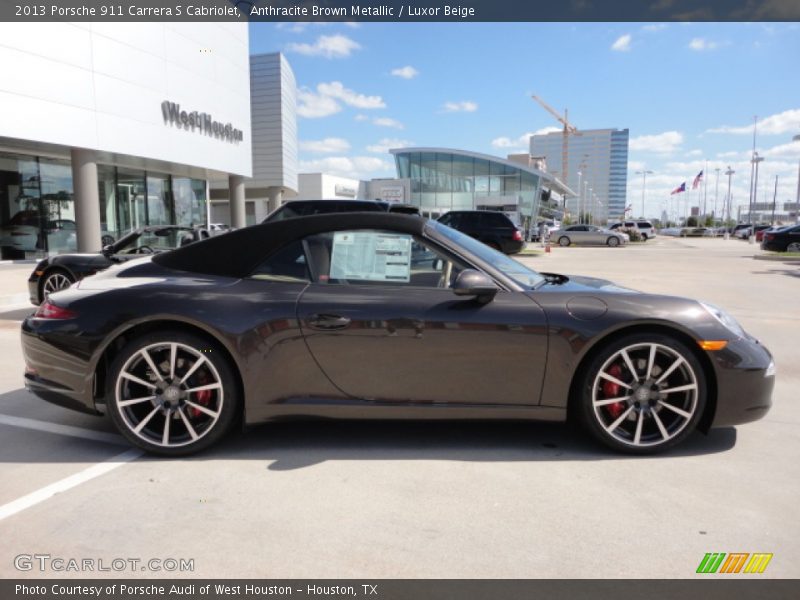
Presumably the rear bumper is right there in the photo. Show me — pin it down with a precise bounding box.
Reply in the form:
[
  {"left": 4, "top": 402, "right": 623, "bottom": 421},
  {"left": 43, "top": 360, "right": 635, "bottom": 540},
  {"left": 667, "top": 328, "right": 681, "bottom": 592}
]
[
  {"left": 709, "top": 336, "right": 774, "bottom": 428},
  {"left": 504, "top": 240, "right": 526, "bottom": 254},
  {"left": 21, "top": 320, "right": 97, "bottom": 414}
]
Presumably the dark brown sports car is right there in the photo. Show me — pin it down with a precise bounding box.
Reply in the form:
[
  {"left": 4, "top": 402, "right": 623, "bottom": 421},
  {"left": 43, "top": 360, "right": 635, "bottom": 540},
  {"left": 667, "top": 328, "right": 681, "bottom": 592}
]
[{"left": 21, "top": 213, "right": 774, "bottom": 455}]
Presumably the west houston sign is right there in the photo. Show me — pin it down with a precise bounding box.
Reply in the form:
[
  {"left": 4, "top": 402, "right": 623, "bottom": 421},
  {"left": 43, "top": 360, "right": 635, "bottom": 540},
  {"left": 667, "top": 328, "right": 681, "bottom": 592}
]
[{"left": 161, "top": 101, "right": 243, "bottom": 143}]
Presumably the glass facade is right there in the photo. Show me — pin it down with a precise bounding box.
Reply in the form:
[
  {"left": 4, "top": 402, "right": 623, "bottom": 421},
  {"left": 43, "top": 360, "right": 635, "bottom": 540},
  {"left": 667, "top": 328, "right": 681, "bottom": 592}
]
[
  {"left": 0, "top": 150, "right": 207, "bottom": 259},
  {"left": 394, "top": 151, "right": 542, "bottom": 225}
]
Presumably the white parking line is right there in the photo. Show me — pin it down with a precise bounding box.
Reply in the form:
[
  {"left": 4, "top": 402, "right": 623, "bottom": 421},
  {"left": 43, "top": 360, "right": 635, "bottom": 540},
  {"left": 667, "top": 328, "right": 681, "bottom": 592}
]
[
  {"left": 0, "top": 448, "right": 142, "bottom": 521},
  {"left": 0, "top": 413, "right": 127, "bottom": 446}
]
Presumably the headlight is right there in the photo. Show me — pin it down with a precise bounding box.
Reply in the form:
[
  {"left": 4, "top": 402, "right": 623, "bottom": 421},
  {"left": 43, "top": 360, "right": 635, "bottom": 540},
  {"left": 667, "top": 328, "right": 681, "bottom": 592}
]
[
  {"left": 700, "top": 301, "right": 745, "bottom": 338},
  {"left": 765, "top": 361, "right": 776, "bottom": 377}
]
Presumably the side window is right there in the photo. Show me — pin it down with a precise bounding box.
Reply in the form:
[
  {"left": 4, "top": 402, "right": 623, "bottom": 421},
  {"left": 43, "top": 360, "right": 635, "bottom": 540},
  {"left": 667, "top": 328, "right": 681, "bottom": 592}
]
[
  {"left": 250, "top": 240, "right": 310, "bottom": 283},
  {"left": 304, "top": 230, "right": 464, "bottom": 289}
]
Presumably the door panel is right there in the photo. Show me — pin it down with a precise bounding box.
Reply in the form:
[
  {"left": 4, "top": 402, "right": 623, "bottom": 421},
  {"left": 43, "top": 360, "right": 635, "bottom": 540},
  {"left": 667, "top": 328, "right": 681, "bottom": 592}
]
[{"left": 297, "top": 285, "right": 548, "bottom": 406}]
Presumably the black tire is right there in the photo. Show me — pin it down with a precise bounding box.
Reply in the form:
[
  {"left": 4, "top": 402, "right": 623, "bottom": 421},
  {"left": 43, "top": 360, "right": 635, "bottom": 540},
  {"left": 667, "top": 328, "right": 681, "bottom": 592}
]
[
  {"left": 558, "top": 236, "right": 571, "bottom": 247},
  {"left": 787, "top": 242, "right": 800, "bottom": 253},
  {"left": 39, "top": 269, "right": 75, "bottom": 303},
  {"left": 576, "top": 332, "right": 706, "bottom": 454},
  {"left": 106, "top": 330, "right": 240, "bottom": 456},
  {"left": 607, "top": 236, "right": 620, "bottom": 247}
]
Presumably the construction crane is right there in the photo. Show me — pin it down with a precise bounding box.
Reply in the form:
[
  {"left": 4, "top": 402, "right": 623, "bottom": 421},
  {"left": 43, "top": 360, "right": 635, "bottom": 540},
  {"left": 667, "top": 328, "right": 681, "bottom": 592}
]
[{"left": 532, "top": 95, "right": 579, "bottom": 190}]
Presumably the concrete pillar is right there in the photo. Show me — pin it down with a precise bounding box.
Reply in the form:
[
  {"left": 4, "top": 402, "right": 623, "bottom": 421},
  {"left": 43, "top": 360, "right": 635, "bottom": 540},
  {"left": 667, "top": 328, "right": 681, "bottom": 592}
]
[
  {"left": 266, "top": 187, "right": 283, "bottom": 214},
  {"left": 71, "top": 148, "right": 102, "bottom": 253},
  {"left": 229, "top": 175, "right": 246, "bottom": 229}
]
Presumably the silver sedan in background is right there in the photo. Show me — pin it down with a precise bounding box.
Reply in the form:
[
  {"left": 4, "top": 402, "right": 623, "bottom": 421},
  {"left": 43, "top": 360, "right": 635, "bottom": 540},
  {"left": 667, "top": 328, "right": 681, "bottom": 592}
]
[{"left": 551, "top": 225, "right": 629, "bottom": 247}]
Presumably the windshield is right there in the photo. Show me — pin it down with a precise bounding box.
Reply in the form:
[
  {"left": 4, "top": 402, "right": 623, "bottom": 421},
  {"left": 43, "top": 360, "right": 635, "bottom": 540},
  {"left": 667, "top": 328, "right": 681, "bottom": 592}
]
[{"left": 430, "top": 221, "right": 545, "bottom": 289}]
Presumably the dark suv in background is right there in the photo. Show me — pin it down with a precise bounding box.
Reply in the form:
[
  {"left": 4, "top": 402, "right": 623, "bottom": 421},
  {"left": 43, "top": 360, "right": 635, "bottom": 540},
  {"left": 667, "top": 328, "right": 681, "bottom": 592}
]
[
  {"left": 437, "top": 210, "right": 525, "bottom": 254},
  {"left": 264, "top": 199, "right": 419, "bottom": 222}
]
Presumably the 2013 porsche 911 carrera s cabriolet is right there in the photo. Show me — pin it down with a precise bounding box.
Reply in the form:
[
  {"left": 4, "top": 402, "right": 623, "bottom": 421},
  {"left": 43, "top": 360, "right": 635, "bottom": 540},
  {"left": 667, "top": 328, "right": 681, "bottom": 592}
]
[{"left": 21, "top": 212, "right": 775, "bottom": 456}]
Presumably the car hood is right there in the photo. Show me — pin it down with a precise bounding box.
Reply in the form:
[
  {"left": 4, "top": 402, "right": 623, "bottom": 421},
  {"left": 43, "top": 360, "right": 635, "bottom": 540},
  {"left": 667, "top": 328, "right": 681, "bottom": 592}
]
[{"left": 540, "top": 274, "right": 640, "bottom": 294}]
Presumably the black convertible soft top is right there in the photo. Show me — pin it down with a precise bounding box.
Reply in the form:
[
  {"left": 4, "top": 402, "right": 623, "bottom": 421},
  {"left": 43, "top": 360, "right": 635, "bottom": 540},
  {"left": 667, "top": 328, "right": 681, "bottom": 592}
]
[{"left": 152, "top": 212, "right": 428, "bottom": 278}]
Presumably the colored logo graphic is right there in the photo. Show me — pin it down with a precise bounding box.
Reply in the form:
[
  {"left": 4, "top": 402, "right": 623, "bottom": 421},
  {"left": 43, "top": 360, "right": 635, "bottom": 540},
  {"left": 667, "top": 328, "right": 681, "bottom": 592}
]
[{"left": 696, "top": 553, "right": 773, "bottom": 574}]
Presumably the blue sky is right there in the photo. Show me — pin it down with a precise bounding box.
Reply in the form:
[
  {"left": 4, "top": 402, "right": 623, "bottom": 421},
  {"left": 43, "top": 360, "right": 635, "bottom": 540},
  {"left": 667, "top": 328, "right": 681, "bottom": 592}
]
[{"left": 250, "top": 22, "right": 800, "bottom": 219}]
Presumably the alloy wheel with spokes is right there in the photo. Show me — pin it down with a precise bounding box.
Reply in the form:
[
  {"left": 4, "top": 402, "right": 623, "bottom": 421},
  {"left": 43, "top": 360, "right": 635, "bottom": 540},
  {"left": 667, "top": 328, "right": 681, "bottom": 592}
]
[
  {"left": 41, "top": 270, "right": 74, "bottom": 301},
  {"left": 107, "top": 331, "right": 238, "bottom": 455},
  {"left": 579, "top": 334, "right": 706, "bottom": 453}
]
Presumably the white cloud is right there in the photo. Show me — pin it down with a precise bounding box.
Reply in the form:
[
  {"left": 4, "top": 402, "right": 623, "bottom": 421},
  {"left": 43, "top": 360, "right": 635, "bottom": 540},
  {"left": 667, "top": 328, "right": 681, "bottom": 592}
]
[
  {"left": 687, "top": 149, "right": 703, "bottom": 157},
  {"left": 611, "top": 34, "right": 632, "bottom": 51},
  {"left": 296, "top": 88, "right": 341, "bottom": 118},
  {"left": 492, "top": 127, "right": 561, "bottom": 151},
  {"left": 372, "top": 117, "right": 404, "bottom": 129},
  {"left": 297, "top": 82, "right": 385, "bottom": 118},
  {"left": 367, "top": 138, "right": 414, "bottom": 153},
  {"left": 354, "top": 114, "right": 369, "bottom": 122},
  {"left": 317, "top": 81, "right": 385, "bottom": 109},
  {"left": 391, "top": 66, "right": 419, "bottom": 79},
  {"left": 442, "top": 101, "right": 478, "bottom": 113},
  {"left": 298, "top": 156, "right": 394, "bottom": 179},
  {"left": 688, "top": 37, "right": 719, "bottom": 51},
  {"left": 628, "top": 160, "right": 647, "bottom": 171},
  {"left": 299, "top": 137, "right": 351, "bottom": 154},
  {"left": 629, "top": 131, "right": 684, "bottom": 153},
  {"left": 707, "top": 109, "right": 800, "bottom": 135},
  {"left": 286, "top": 34, "right": 361, "bottom": 59}
]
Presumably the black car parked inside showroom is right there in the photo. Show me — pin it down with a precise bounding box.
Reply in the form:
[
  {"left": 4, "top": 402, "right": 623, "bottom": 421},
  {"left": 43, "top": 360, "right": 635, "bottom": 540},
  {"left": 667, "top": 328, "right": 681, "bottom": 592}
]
[
  {"left": 28, "top": 226, "right": 210, "bottom": 305},
  {"left": 22, "top": 212, "right": 774, "bottom": 456}
]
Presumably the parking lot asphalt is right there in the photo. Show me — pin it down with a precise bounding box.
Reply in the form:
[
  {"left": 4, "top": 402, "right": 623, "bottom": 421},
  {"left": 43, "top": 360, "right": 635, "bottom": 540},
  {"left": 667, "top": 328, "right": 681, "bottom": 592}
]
[{"left": 0, "top": 237, "right": 797, "bottom": 579}]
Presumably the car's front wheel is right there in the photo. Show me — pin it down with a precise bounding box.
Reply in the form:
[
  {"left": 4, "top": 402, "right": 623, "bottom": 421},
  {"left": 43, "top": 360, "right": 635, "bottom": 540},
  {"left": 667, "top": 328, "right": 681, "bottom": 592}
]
[
  {"left": 106, "top": 331, "right": 239, "bottom": 456},
  {"left": 577, "top": 333, "right": 706, "bottom": 453},
  {"left": 607, "top": 236, "right": 620, "bottom": 247},
  {"left": 558, "top": 236, "right": 571, "bottom": 247}
]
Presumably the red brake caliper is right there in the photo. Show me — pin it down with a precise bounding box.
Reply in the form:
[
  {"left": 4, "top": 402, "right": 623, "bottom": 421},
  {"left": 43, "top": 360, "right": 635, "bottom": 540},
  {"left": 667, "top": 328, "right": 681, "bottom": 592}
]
[
  {"left": 189, "top": 371, "right": 212, "bottom": 418},
  {"left": 602, "top": 364, "right": 625, "bottom": 418}
]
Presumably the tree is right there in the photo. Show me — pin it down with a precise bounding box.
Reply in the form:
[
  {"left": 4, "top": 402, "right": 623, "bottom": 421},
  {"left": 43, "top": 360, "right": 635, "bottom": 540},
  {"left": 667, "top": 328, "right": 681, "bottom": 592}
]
[{"left": 686, "top": 216, "right": 698, "bottom": 227}]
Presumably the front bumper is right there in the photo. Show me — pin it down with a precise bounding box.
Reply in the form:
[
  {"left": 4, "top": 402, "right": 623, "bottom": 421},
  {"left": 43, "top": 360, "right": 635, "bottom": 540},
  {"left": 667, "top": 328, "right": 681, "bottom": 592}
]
[{"left": 709, "top": 336, "right": 774, "bottom": 428}]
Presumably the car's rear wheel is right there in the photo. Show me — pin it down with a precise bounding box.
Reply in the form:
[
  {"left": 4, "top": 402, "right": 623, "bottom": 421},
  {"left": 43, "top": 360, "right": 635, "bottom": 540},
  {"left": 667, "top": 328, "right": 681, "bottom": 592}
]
[
  {"left": 40, "top": 269, "right": 74, "bottom": 302},
  {"left": 607, "top": 236, "right": 620, "bottom": 247},
  {"left": 106, "top": 331, "right": 239, "bottom": 456},
  {"left": 787, "top": 242, "right": 800, "bottom": 252},
  {"left": 558, "top": 236, "right": 571, "bottom": 247},
  {"left": 577, "top": 333, "right": 706, "bottom": 453}
]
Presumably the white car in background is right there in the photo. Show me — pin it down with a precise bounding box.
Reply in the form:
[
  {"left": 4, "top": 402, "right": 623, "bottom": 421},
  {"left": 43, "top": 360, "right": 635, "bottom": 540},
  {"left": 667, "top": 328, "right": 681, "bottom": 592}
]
[
  {"left": 550, "top": 224, "right": 629, "bottom": 247},
  {"left": 609, "top": 220, "right": 657, "bottom": 240}
]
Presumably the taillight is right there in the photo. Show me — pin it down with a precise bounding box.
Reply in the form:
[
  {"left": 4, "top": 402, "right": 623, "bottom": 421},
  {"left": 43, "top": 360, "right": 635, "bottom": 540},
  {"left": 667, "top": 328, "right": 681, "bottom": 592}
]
[
  {"left": 35, "top": 301, "right": 77, "bottom": 320},
  {"left": 765, "top": 234, "right": 775, "bottom": 242},
  {"left": 512, "top": 229, "right": 523, "bottom": 241}
]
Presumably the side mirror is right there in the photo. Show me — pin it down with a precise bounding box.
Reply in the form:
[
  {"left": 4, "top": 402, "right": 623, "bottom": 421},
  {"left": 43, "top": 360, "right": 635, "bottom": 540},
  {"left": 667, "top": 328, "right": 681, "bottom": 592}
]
[{"left": 452, "top": 269, "right": 498, "bottom": 304}]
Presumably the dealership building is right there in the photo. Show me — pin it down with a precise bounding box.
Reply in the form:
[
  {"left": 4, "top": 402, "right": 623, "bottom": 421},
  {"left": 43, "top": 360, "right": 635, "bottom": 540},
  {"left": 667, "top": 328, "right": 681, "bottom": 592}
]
[
  {"left": 391, "top": 148, "right": 574, "bottom": 226},
  {"left": 0, "top": 22, "right": 252, "bottom": 259}
]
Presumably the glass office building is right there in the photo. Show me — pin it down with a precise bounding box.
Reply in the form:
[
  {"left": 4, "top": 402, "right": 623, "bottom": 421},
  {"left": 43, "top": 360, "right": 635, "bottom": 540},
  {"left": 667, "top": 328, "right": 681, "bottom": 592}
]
[
  {"left": 392, "top": 148, "right": 571, "bottom": 226},
  {"left": 530, "top": 128, "right": 629, "bottom": 223}
]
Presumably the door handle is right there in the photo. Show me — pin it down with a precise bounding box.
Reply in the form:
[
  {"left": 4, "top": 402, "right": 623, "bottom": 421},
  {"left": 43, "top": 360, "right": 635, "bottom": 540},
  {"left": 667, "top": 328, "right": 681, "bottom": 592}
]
[{"left": 307, "top": 313, "right": 352, "bottom": 331}]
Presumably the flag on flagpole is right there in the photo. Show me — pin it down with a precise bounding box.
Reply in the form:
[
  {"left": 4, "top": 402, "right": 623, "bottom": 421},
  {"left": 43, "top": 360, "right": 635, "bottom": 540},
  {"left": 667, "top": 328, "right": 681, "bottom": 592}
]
[
  {"left": 671, "top": 182, "right": 686, "bottom": 195},
  {"left": 692, "top": 170, "right": 704, "bottom": 189}
]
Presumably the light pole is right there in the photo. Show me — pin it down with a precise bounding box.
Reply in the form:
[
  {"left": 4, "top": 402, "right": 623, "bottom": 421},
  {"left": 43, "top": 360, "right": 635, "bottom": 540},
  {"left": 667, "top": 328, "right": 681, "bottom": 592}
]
[
  {"left": 793, "top": 133, "right": 800, "bottom": 224},
  {"left": 576, "top": 170, "right": 583, "bottom": 224},
  {"left": 724, "top": 166, "right": 735, "bottom": 240},
  {"left": 714, "top": 167, "right": 720, "bottom": 224},
  {"left": 750, "top": 153, "right": 765, "bottom": 242},
  {"left": 636, "top": 169, "right": 653, "bottom": 219}
]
